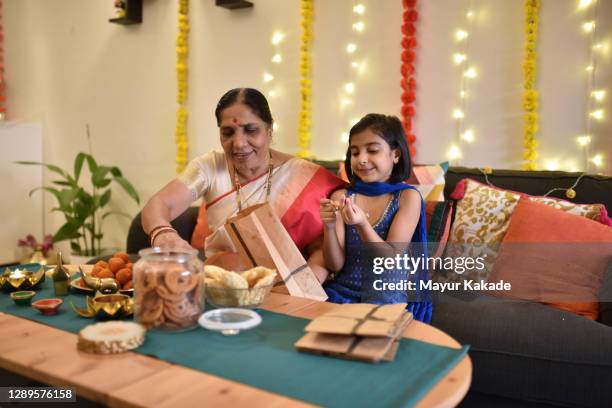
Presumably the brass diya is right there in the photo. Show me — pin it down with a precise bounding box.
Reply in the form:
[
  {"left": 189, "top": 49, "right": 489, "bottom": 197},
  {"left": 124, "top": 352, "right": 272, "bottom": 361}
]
[
  {"left": 0, "top": 264, "right": 46, "bottom": 292},
  {"left": 71, "top": 294, "right": 134, "bottom": 319},
  {"left": 78, "top": 266, "right": 120, "bottom": 294}
]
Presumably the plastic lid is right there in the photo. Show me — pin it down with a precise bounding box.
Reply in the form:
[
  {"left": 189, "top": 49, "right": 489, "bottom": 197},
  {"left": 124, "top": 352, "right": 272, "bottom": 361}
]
[{"left": 198, "top": 308, "right": 262, "bottom": 335}]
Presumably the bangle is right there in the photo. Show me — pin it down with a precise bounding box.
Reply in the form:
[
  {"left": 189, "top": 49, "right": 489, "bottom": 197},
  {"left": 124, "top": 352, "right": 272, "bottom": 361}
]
[
  {"left": 150, "top": 227, "right": 177, "bottom": 246},
  {"left": 148, "top": 224, "right": 172, "bottom": 236}
]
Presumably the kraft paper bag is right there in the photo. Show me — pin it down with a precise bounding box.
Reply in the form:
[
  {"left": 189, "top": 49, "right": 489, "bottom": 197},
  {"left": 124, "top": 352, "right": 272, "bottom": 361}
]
[{"left": 225, "top": 203, "right": 327, "bottom": 301}]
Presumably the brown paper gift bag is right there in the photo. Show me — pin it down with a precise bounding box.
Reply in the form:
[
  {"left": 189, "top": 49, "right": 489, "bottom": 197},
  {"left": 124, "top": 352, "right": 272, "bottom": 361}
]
[{"left": 225, "top": 203, "right": 327, "bottom": 301}]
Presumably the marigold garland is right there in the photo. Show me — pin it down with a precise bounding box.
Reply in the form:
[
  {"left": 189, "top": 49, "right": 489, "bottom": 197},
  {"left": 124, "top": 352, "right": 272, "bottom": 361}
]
[
  {"left": 297, "top": 0, "right": 313, "bottom": 158},
  {"left": 400, "top": 0, "right": 418, "bottom": 159},
  {"left": 175, "top": 0, "right": 189, "bottom": 173},
  {"left": 0, "top": 0, "right": 6, "bottom": 121},
  {"left": 522, "top": 0, "right": 539, "bottom": 170}
]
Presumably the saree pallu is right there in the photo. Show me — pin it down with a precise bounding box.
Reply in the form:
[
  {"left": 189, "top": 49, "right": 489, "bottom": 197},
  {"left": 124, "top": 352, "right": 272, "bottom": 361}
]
[{"left": 190, "top": 158, "right": 345, "bottom": 256}]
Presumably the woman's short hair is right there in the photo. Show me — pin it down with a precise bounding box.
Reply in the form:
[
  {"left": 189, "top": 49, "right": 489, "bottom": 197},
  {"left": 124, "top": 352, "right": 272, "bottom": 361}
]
[
  {"left": 214, "top": 88, "right": 274, "bottom": 127},
  {"left": 344, "top": 113, "right": 412, "bottom": 184}
]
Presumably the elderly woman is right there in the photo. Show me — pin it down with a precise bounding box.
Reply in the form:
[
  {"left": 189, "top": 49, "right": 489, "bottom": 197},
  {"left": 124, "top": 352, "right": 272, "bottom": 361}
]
[{"left": 142, "top": 88, "right": 344, "bottom": 281}]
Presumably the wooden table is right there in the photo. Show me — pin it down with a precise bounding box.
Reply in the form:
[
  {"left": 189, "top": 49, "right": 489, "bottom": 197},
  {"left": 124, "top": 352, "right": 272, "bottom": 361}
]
[{"left": 0, "top": 292, "right": 471, "bottom": 407}]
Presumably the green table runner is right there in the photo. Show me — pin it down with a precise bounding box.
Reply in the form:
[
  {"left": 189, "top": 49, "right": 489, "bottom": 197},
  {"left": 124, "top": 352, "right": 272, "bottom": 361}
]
[{"left": 1, "top": 279, "right": 469, "bottom": 408}]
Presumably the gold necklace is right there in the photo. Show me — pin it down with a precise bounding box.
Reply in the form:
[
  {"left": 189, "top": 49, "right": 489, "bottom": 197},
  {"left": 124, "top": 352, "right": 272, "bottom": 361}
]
[{"left": 234, "top": 163, "right": 274, "bottom": 212}]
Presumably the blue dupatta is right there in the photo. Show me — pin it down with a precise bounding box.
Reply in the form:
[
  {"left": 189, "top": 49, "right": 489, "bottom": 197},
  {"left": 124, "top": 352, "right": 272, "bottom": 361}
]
[{"left": 347, "top": 181, "right": 432, "bottom": 323}]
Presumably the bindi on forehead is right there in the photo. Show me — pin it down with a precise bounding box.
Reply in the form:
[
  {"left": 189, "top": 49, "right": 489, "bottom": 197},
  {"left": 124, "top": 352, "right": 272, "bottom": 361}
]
[{"left": 232, "top": 118, "right": 239, "bottom": 124}]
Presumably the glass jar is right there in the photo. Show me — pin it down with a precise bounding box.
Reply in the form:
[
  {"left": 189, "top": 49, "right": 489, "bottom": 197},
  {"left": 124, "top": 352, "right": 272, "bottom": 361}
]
[{"left": 133, "top": 248, "right": 204, "bottom": 331}]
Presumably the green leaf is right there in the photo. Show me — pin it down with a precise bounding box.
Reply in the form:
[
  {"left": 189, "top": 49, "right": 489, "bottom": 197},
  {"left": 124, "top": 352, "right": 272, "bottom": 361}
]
[
  {"left": 113, "top": 176, "right": 140, "bottom": 204},
  {"left": 92, "top": 166, "right": 112, "bottom": 187},
  {"left": 85, "top": 155, "right": 98, "bottom": 174},
  {"left": 96, "top": 178, "right": 112, "bottom": 188},
  {"left": 52, "top": 180, "right": 73, "bottom": 186},
  {"left": 102, "top": 210, "right": 132, "bottom": 220},
  {"left": 29, "top": 186, "right": 60, "bottom": 199},
  {"left": 53, "top": 221, "right": 82, "bottom": 242},
  {"left": 16, "top": 161, "right": 68, "bottom": 179},
  {"left": 99, "top": 189, "right": 112, "bottom": 207},
  {"left": 74, "top": 152, "right": 87, "bottom": 182},
  {"left": 110, "top": 167, "right": 123, "bottom": 177},
  {"left": 70, "top": 241, "right": 82, "bottom": 253}
]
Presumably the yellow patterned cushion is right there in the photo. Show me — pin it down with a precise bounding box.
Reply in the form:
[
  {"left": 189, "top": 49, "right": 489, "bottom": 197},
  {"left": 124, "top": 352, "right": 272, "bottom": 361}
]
[
  {"left": 528, "top": 196, "right": 605, "bottom": 222},
  {"left": 449, "top": 179, "right": 521, "bottom": 245}
]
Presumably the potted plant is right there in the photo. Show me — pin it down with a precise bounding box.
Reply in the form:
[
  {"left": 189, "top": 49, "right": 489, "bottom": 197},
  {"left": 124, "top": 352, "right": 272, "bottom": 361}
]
[{"left": 17, "top": 153, "right": 140, "bottom": 261}]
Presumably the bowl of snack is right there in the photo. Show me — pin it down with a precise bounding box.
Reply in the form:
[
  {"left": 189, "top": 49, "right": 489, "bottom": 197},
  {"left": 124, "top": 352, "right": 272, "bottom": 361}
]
[
  {"left": 71, "top": 252, "right": 134, "bottom": 295},
  {"left": 204, "top": 265, "right": 276, "bottom": 308},
  {"left": 32, "top": 298, "right": 63, "bottom": 315},
  {"left": 10, "top": 290, "right": 36, "bottom": 306}
]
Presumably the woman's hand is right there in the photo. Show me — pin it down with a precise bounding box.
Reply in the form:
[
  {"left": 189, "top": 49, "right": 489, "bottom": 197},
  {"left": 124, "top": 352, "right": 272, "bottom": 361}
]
[
  {"left": 153, "top": 231, "right": 193, "bottom": 251},
  {"left": 319, "top": 198, "right": 340, "bottom": 227},
  {"left": 340, "top": 196, "right": 368, "bottom": 227}
]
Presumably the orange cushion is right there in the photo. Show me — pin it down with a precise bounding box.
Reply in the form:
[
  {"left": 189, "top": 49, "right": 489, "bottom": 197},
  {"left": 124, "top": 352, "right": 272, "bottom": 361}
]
[{"left": 489, "top": 198, "right": 612, "bottom": 320}]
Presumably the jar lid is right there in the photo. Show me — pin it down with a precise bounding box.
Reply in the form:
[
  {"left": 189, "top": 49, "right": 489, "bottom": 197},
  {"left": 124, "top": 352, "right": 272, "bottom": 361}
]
[{"left": 198, "top": 308, "right": 262, "bottom": 335}]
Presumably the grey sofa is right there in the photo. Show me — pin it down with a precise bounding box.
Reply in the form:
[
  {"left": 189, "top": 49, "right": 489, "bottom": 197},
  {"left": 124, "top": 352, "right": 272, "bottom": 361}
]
[
  {"left": 436, "top": 167, "right": 612, "bottom": 408},
  {"left": 126, "top": 165, "right": 612, "bottom": 407}
]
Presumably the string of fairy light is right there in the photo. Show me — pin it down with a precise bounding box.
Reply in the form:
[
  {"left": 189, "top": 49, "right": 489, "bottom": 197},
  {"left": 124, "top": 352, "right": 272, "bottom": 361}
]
[
  {"left": 263, "top": 29, "right": 285, "bottom": 134},
  {"left": 447, "top": 2, "right": 477, "bottom": 163},
  {"left": 340, "top": 2, "right": 367, "bottom": 144},
  {"left": 577, "top": 0, "right": 606, "bottom": 172}
]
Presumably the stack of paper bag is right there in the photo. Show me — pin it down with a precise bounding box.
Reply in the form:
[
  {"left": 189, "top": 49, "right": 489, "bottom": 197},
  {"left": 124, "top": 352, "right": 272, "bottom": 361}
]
[{"left": 295, "top": 303, "right": 412, "bottom": 363}]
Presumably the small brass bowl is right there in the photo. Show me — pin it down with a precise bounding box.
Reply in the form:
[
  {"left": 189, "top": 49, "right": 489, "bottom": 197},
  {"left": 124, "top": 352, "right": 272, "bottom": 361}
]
[
  {"left": 1, "top": 264, "right": 46, "bottom": 292},
  {"left": 11, "top": 290, "right": 36, "bottom": 306},
  {"left": 71, "top": 294, "right": 134, "bottom": 319}
]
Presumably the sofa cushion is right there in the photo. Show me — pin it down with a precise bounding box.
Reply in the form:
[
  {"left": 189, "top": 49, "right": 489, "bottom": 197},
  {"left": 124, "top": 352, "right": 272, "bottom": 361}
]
[
  {"left": 424, "top": 200, "right": 453, "bottom": 258},
  {"left": 444, "top": 167, "right": 612, "bottom": 215},
  {"left": 489, "top": 199, "right": 612, "bottom": 320},
  {"left": 431, "top": 292, "right": 612, "bottom": 407},
  {"left": 451, "top": 178, "right": 611, "bottom": 226}
]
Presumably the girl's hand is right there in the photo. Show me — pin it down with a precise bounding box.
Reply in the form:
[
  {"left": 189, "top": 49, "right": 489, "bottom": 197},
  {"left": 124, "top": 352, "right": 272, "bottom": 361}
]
[
  {"left": 319, "top": 198, "right": 339, "bottom": 227},
  {"left": 340, "top": 196, "right": 368, "bottom": 226}
]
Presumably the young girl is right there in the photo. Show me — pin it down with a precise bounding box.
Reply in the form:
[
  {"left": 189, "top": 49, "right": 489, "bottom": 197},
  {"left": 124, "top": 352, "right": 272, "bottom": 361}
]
[{"left": 320, "top": 113, "right": 432, "bottom": 323}]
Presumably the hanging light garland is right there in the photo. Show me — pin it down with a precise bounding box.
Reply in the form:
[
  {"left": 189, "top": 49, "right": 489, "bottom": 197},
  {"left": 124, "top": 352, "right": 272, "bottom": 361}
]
[
  {"left": 263, "top": 29, "right": 285, "bottom": 134},
  {"left": 297, "top": 0, "right": 313, "bottom": 158},
  {"left": 338, "top": 2, "right": 367, "bottom": 145},
  {"left": 175, "top": 0, "right": 189, "bottom": 173},
  {"left": 0, "top": 0, "right": 6, "bottom": 121},
  {"left": 577, "top": 0, "right": 606, "bottom": 172},
  {"left": 400, "top": 0, "right": 418, "bottom": 159},
  {"left": 447, "top": 2, "right": 477, "bottom": 163},
  {"left": 522, "top": 0, "right": 540, "bottom": 170}
]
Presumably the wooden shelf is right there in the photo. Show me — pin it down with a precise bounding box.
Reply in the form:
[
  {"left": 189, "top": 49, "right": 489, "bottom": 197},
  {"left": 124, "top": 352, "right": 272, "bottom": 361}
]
[
  {"left": 215, "top": 0, "right": 253, "bottom": 10},
  {"left": 109, "top": 0, "right": 143, "bottom": 25}
]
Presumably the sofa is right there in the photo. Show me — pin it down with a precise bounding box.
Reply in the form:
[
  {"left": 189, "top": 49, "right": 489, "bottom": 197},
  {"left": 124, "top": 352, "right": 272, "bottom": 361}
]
[{"left": 126, "top": 165, "right": 612, "bottom": 408}]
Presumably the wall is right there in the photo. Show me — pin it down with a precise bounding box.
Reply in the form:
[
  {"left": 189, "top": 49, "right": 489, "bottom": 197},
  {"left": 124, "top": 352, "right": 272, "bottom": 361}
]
[{"left": 3, "top": 0, "right": 611, "bottom": 251}]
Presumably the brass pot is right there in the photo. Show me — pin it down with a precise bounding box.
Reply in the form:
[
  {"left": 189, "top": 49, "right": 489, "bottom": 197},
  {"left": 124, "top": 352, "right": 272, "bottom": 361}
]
[
  {"left": 71, "top": 294, "right": 134, "bottom": 319},
  {"left": 0, "top": 264, "right": 46, "bottom": 292}
]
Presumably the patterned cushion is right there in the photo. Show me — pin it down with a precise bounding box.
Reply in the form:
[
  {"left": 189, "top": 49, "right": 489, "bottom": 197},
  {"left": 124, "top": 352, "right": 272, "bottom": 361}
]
[
  {"left": 450, "top": 178, "right": 611, "bottom": 226},
  {"left": 528, "top": 196, "right": 610, "bottom": 224},
  {"left": 424, "top": 201, "right": 453, "bottom": 258},
  {"left": 435, "top": 179, "right": 522, "bottom": 283},
  {"left": 406, "top": 162, "right": 448, "bottom": 202},
  {"left": 449, "top": 179, "right": 521, "bottom": 245}
]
